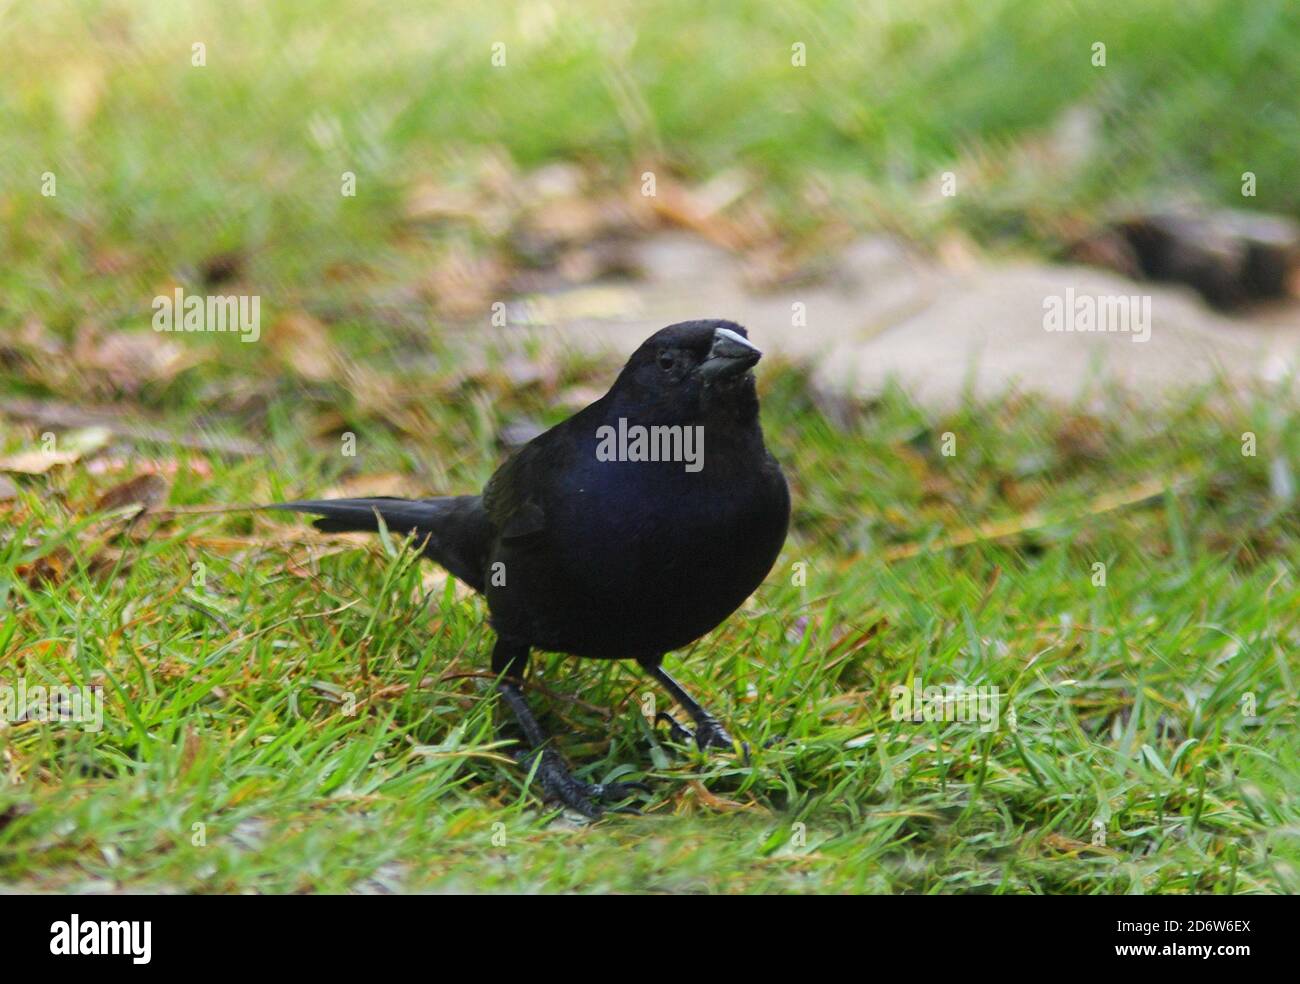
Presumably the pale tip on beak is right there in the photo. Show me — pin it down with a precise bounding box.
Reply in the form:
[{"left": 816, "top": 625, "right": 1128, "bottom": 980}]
[{"left": 702, "top": 328, "right": 762, "bottom": 379}]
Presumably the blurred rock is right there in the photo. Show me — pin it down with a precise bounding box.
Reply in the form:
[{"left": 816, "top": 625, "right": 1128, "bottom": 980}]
[
  {"left": 1071, "top": 209, "right": 1300, "bottom": 309},
  {"left": 476, "top": 230, "right": 1300, "bottom": 412}
]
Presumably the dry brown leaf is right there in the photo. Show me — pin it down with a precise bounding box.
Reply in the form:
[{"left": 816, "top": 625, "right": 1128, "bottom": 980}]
[
  {"left": 687, "top": 780, "right": 752, "bottom": 812},
  {"left": 0, "top": 397, "right": 258, "bottom": 457},
  {"left": 75, "top": 326, "right": 192, "bottom": 391},
  {"left": 347, "top": 365, "right": 409, "bottom": 421},
  {"left": 0, "top": 426, "right": 112, "bottom": 474},
  {"left": 519, "top": 197, "right": 609, "bottom": 247},
  {"left": 0, "top": 803, "right": 35, "bottom": 832},
  {"left": 16, "top": 546, "right": 72, "bottom": 588},
  {"left": 268, "top": 311, "right": 338, "bottom": 382},
  {"left": 425, "top": 244, "right": 507, "bottom": 318},
  {"left": 0, "top": 447, "right": 81, "bottom": 474},
  {"left": 403, "top": 181, "right": 481, "bottom": 223},
  {"left": 507, "top": 285, "right": 641, "bottom": 327},
  {"left": 828, "top": 618, "right": 889, "bottom": 658},
  {"left": 283, "top": 555, "right": 317, "bottom": 580},
  {"left": 1055, "top": 414, "right": 1108, "bottom": 462},
  {"left": 1042, "top": 832, "right": 1117, "bottom": 857},
  {"left": 646, "top": 173, "right": 760, "bottom": 250},
  {"left": 94, "top": 473, "right": 171, "bottom": 516},
  {"left": 869, "top": 473, "right": 1183, "bottom": 565},
  {"left": 322, "top": 473, "right": 418, "bottom": 499},
  {"left": 519, "top": 161, "right": 584, "bottom": 201},
  {"left": 85, "top": 456, "right": 213, "bottom": 480},
  {"left": 179, "top": 727, "right": 202, "bottom": 776},
  {"left": 87, "top": 546, "right": 130, "bottom": 579}
]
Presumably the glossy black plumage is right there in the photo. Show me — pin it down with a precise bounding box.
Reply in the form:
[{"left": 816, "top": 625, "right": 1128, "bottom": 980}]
[{"left": 274, "top": 319, "right": 790, "bottom": 816}]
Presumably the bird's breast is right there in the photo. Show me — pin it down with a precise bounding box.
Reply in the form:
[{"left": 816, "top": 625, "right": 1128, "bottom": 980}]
[{"left": 513, "top": 453, "right": 789, "bottom": 657}]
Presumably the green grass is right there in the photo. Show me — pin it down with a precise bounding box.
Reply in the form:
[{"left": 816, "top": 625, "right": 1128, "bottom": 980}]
[
  {"left": 1, "top": 359, "right": 1297, "bottom": 892},
  {"left": 3, "top": 0, "right": 1299, "bottom": 325}
]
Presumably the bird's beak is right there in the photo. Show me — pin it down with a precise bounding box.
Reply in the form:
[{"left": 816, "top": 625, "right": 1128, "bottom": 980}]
[{"left": 700, "top": 327, "right": 762, "bottom": 381}]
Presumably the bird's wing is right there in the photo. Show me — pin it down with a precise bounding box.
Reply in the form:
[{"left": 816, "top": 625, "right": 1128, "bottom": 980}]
[
  {"left": 482, "top": 440, "right": 549, "bottom": 542},
  {"left": 484, "top": 393, "right": 607, "bottom": 543}
]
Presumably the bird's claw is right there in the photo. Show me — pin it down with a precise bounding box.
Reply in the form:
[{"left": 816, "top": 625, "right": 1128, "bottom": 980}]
[
  {"left": 654, "top": 711, "right": 695, "bottom": 745},
  {"left": 692, "top": 716, "right": 736, "bottom": 751},
  {"left": 520, "top": 746, "right": 647, "bottom": 818},
  {"left": 655, "top": 711, "right": 746, "bottom": 759}
]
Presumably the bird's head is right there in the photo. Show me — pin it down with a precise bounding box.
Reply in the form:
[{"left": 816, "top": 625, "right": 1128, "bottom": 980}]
[{"left": 611, "top": 320, "right": 763, "bottom": 424}]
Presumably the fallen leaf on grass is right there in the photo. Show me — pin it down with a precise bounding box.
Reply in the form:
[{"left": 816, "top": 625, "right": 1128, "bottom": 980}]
[
  {"left": 179, "top": 727, "right": 203, "bottom": 776},
  {"left": 1055, "top": 414, "right": 1108, "bottom": 463},
  {"left": 497, "top": 416, "right": 545, "bottom": 450},
  {"left": 646, "top": 170, "right": 769, "bottom": 251},
  {"left": 14, "top": 472, "right": 171, "bottom": 588},
  {"left": 85, "top": 456, "right": 214, "bottom": 480},
  {"left": 0, "top": 426, "right": 112, "bottom": 474},
  {"left": 424, "top": 241, "right": 508, "bottom": 319},
  {"left": 828, "top": 618, "right": 889, "bottom": 658},
  {"left": 863, "top": 473, "right": 1187, "bottom": 565},
  {"left": 0, "top": 448, "right": 81, "bottom": 474},
  {"left": 505, "top": 285, "right": 642, "bottom": 327},
  {"left": 282, "top": 555, "right": 318, "bottom": 580},
  {"left": 75, "top": 325, "right": 193, "bottom": 392},
  {"left": 403, "top": 181, "right": 482, "bottom": 224},
  {"left": 1042, "top": 832, "right": 1118, "bottom": 857},
  {"left": 16, "top": 547, "right": 72, "bottom": 588},
  {"left": 0, "top": 397, "right": 258, "bottom": 457},
  {"left": 687, "top": 780, "right": 753, "bottom": 812},
  {"left": 267, "top": 311, "right": 339, "bottom": 383},
  {"left": 321, "top": 473, "right": 419, "bottom": 499},
  {"left": 94, "top": 473, "right": 171, "bottom": 517},
  {"left": 517, "top": 196, "right": 610, "bottom": 246}
]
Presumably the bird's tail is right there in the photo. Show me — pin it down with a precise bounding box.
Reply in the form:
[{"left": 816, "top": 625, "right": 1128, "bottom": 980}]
[{"left": 270, "top": 495, "right": 491, "bottom": 593}]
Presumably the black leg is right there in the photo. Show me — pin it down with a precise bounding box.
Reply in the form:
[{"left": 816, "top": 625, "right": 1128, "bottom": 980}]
[
  {"left": 492, "top": 637, "right": 645, "bottom": 818},
  {"left": 638, "top": 657, "right": 736, "bottom": 752}
]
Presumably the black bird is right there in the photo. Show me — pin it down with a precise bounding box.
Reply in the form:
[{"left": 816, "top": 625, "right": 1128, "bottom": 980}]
[{"left": 273, "top": 320, "right": 790, "bottom": 816}]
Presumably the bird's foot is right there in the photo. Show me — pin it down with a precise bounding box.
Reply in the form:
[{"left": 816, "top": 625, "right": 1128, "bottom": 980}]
[
  {"left": 654, "top": 711, "right": 695, "bottom": 745},
  {"left": 655, "top": 711, "right": 746, "bottom": 757},
  {"left": 693, "top": 715, "right": 737, "bottom": 751},
  {"left": 518, "top": 746, "right": 648, "bottom": 819}
]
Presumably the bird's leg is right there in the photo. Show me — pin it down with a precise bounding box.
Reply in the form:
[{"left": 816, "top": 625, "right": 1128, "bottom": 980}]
[
  {"left": 492, "top": 638, "right": 645, "bottom": 818},
  {"left": 639, "top": 657, "right": 737, "bottom": 752}
]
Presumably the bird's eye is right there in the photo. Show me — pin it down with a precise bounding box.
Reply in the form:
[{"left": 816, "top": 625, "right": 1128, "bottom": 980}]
[{"left": 657, "top": 350, "right": 676, "bottom": 371}]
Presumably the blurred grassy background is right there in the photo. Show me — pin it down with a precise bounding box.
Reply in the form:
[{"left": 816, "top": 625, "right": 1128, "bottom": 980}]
[{"left": 3, "top": 0, "right": 1299, "bottom": 335}]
